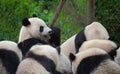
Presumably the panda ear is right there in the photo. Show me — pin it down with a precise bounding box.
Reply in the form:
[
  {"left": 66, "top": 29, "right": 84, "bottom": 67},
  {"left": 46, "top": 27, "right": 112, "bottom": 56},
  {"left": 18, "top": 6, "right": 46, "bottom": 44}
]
[
  {"left": 0, "top": 38, "right": 5, "bottom": 41},
  {"left": 56, "top": 47, "right": 61, "bottom": 55},
  {"left": 69, "top": 53, "right": 76, "bottom": 62},
  {"left": 32, "top": 14, "right": 37, "bottom": 17},
  {"left": 17, "top": 42, "right": 23, "bottom": 50},
  {"left": 22, "top": 18, "right": 30, "bottom": 26}
]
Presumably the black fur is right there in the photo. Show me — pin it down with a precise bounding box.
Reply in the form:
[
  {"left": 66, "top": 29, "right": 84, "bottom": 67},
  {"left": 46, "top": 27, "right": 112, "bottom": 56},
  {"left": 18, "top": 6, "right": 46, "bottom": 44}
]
[
  {"left": 18, "top": 38, "right": 47, "bottom": 56},
  {"left": 22, "top": 18, "right": 30, "bottom": 26},
  {"left": 75, "top": 29, "right": 86, "bottom": 53},
  {"left": 39, "top": 26, "right": 44, "bottom": 32},
  {"left": 55, "top": 71, "right": 62, "bottom": 74},
  {"left": 76, "top": 54, "right": 110, "bottom": 74},
  {"left": 0, "top": 38, "right": 5, "bottom": 41},
  {"left": 0, "top": 49, "right": 20, "bottom": 74},
  {"left": 32, "top": 14, "right": 37, "bottom": 17},
  {"left": 26, "top": 51, "right": 56, "bottom": 74},
  {"left": 17, "top": 42, "right": 22, "bottom": 50},
  {"left": 56, "top": 47, "right": 61, "bottom": 55},
  {"left": 108, "top": 45, "right": 119, "bottom": 60},
  {"left": 49, "top": 27, "right": 61, "bottom": 47},
  {"left": 69, "top": 53, "right": 76, "bottom": 62}
]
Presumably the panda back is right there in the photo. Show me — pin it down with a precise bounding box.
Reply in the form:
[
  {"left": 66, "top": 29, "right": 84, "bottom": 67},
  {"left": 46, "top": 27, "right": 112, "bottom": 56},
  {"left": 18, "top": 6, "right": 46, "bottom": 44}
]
[
  {"left": 26, "top": 51, "right": 56, "bottom": 73},
  {"left": 91, "top": 59, "right": 120, "bottom": 74},
  {"left": 0, "top": 49, "right": 20, "bottom": 74},
  {"left": 16, "top": 58, "right": 50, "bottom": 74},
  {"left": 76, "top": 54, "right": 109, "bottom": 74}
]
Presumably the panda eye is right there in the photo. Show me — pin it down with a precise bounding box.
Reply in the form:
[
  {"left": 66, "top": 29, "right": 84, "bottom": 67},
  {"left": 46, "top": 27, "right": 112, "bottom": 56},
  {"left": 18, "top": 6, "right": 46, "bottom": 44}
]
[{"left": 40, "top": 26, "right": 44, "bottom": 32}]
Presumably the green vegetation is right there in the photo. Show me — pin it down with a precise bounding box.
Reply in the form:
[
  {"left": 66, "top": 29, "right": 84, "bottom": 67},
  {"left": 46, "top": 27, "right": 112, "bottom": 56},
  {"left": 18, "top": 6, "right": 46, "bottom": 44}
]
[
  {"left": 0, "top": 0, "right": 85, "bottom": 43},
  {"left": 95, "top": 0, "right": 120, "bottom": 44},
  {"left": 0, "top": 0, "right": 120, "bottom": 44}
]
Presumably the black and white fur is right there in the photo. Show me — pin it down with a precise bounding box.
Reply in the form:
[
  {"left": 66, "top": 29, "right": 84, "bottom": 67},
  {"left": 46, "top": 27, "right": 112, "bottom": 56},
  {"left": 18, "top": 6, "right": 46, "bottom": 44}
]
[
  {"left": 69, "top": 48, "right": 120, "bottom": 74},
  {"left": 79, "top": 39, "right": 119, "bottom": 60},
  {"left": 18, "top": 39, "right": 72, "bottom": 74},
  {"left": 115, "top": 47, "right": 120, "bottom": 65},
  {"left": 18, "top": 38, "right": 47, "bottom": 56},
  {"left": 61, "top": 22, "right": 109, "bottom": 57},
  {"left": 0, "top": 40, "right": 22, "bottom": 74},
  {"left": 18, "top": 16, "right": 52, "bottom": 43},
  {"left": 16, "top": 45, "right": 60, "bottom": 74}
]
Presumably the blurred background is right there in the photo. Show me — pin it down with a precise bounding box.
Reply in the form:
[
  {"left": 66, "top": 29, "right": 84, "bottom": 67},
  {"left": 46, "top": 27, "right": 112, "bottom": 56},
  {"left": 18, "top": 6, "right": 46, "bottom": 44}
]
[{"left": 0, "top": 0, "right": 120, "bottom": 44}]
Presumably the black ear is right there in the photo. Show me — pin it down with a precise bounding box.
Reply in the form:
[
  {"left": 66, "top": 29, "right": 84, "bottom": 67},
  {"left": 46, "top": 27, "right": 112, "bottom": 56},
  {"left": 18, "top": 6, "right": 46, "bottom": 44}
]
[
  {"left": 0, "top": 38, "right": 5, "bottom": 41},
  {"left": 17, "top": 42, "right": 23, "bottom": 50},
  {"left": 56, "top": 47, "right": 61, "bottom": 55},
  {"left": 22, "top": 18, "right": 30, "bottom": 26},
  {"left": 69, "top": 53, "right": 76, "bottom": 61},
  {"left": 32, "top": 14, "right": 37, "bottom": 17}
]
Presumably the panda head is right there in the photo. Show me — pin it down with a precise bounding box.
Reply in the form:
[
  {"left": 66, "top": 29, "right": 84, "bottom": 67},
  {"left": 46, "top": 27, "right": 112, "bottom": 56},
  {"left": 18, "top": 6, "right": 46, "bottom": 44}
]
[
  {"left": 69, "top": 48, "right": 109, "bottom": 74},
  {"left": 22, "top": 16, "right": 52, "bottom": 42}
]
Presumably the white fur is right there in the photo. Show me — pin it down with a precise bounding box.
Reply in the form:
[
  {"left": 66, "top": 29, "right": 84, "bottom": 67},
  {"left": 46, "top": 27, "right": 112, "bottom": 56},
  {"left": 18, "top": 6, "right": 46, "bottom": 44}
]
[
  {"left": 18, "top": 17, "right": 52, "bottom": 43},
  {"left": 29, "top": 45, "right": 59, "bottom": 66},
  {"left": 85, "top": 22, "right": 109, "bottom": 40},
  {"left": 91, "top": 60, "right": 120, "bottom": 74},
  {"left": 115, "top": 47, "right": 120, "bottom": 65},
  {"left": 57, "top": 53, "right": 72, "bottom": 74},
  {"left": 61, "top": 22, "right": 109, "bottom": 57},
  {"left": 61, "top": 35, "right": 76, "bottom": 57},
  {"left": 16, "top": 45, "right": 59, "bottom": 74},
  {"left": 72, "top": 48, "right": 120, "bottom": 74},
  {"left": 0, "top": 40, "right": 22, "bottom": 61},
  {"left": 72, "top": 48, "right": 107, "bottom": 74},
  {"left": 16, "top": 58, "right": 50, "bottom": 74},
  {"left": 79, "top": 39, "right": 117, "bottom": 53}
]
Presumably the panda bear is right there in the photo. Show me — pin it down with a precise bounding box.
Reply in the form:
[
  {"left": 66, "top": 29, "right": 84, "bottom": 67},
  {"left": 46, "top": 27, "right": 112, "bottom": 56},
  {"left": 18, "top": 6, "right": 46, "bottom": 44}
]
[
  {"left": 16, "top": 45, "right": 61, "bottom": 74},
  {"left": 18, "top": 15, "right": 52, "bottom": 43},
  {"left": 69, "top": 48, "right": 120, "bottom": 74},
  {"left": 18, "top": 41, "right": 72, "bottom": 74},
  {"left": 60, "top": 22, "right": 109, "bottom": 57},
  {"left": 0, "top": 40, "right": 22, "bottom": 74},
  {"left": 18, "top": 38, "right": 48, "bottom": 56},
  {"left": 79, "top": 39, "right": 119, "bottom": 60},
  {"left": 18, "top": 27, "right": 61, "bottom": 56},
  {"left": 18, "top": 15, "right": 61, "bottom": 56}
]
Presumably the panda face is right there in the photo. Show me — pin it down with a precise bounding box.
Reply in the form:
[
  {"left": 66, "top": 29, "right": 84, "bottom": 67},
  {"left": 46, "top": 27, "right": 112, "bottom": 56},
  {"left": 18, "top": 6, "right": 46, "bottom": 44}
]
[{"left": 22, "top": 17, "right": 52, "bottom": 41}]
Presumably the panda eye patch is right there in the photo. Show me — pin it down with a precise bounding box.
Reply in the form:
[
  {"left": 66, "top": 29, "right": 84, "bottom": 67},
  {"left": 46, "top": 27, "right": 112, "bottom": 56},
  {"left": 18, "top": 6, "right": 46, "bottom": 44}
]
[{"left": 40, "top": 26, "right": 44, "bottom": 32}]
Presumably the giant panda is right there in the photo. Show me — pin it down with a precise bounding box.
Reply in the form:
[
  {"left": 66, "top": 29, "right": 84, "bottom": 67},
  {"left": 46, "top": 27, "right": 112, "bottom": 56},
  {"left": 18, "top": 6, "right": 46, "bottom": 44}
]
[
  {"left": 0, "top": 40, "right": 22, "bottom": 74},
  {"left": 60, "top": 22, "right": 109, "bottom": 57},
  {"left": 69, "top": 48, "right": 120, "bottom": 74},
  {"left": 18, "top": 38, "right": 48, "bottom": 56},
  {"left": 16, "top": 45, "right": 60, "bottom": 74},
  {"left": 79, "top": 39, "right": 119, "bottom": 60},
  {"left": 18, "top": 15, "right": 52, "bottom": 43},
  {"left": 18, "top": 40, "right": 72, "bottom": 74},
  {"left": 18, "top": 15, "right": 61, "bottom": 56}
]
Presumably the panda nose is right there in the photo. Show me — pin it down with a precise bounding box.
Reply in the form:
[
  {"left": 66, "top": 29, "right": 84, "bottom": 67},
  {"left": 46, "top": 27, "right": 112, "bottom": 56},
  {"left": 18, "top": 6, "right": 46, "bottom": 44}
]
[{"left": 48, "top": 31, "right": 53, "bottom": 34}]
